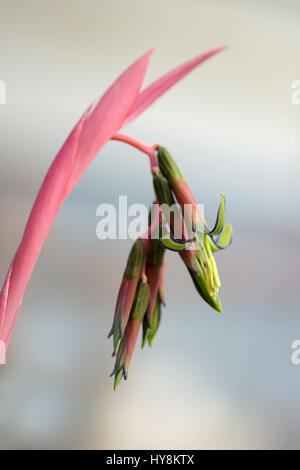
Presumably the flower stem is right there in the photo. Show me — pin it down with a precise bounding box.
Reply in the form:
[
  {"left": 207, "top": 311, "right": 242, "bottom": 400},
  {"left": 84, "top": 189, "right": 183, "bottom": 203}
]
[{"left": 111, "top": 133, "right": 158, "bottom": 169}]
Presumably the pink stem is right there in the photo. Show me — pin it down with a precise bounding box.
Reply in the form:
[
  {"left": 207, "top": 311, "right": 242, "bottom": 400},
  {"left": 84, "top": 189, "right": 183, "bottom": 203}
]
[
  {"left": 111, "top": 133, "right": 158, "bottom": 169},
  {"left": 111, "top": 133, "right": 161, "bottom": 279}
]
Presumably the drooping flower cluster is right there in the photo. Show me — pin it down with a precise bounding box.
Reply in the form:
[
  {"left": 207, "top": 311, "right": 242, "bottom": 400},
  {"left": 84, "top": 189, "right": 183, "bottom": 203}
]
[{"left": 109, "top": 146, "right": 232, "bottom": 389}]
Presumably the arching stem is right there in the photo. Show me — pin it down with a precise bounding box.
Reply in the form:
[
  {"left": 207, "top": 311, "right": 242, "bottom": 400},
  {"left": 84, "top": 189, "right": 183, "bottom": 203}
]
[{"left": 111, "top": 132, "right": 158, "bottom": 170}]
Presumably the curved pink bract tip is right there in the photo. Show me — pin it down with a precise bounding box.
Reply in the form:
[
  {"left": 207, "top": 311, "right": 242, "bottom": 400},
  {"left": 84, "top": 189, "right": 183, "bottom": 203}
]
[
  {"left": 123, "top": 46, "right": 227, "bottom": 126},
  {"left": 0, "top": 49, "right": 153, "bottom": 361}
]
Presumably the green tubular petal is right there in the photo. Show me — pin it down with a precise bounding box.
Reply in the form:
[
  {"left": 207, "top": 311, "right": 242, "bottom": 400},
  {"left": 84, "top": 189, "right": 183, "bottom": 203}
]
[
  {"left": 131, "top": 281, "right": 150, "bottom": 322},
  {"left": 114, "top": 368, "right": 124, "bottom": 390},
  {"left": 204, "top": 233, "right": 213, "bottom": 258},
  {"left": 208, "top": 237, "right": 217, "bottom": 253},
  {"left": 189, "top": 257, "right": 222, "bottom": 312},
  {"left": 142, "top": 295, "right": 162, "bottom": 348},
  {"left": 112, "top": 339, "right": 126, "bottom": 390},
  {"left": 211, "top": 256, "right": 221, "bottom": 288},
  {"left": 113, "top": 337, "right": 121, "bottom": 357},
  {"left": 147, "top": 296, "right": 161, "bottom": 347},
  {"left": 194, "top": 236, "right": 206, "bottom": 269},
  {"left": 209, "top": 222, "right": 233, "bottom": 252},
  {"left": 159, "top": 229, "right": 194, "bottom": 251},
  {"left": 197, "top": 194, "right": 225, "bottom": 237},
  {"left": 209, "top": 193, "right": 225, "bottom": 235},
  {"left": 113, "top": 297, "right": 124, "bottom": 355},
  {"left": 202, "top": 236, "right": 214, "bottom": 293},
  {"left": 218, "top": 222, "right": 233, "bottom": 247}
]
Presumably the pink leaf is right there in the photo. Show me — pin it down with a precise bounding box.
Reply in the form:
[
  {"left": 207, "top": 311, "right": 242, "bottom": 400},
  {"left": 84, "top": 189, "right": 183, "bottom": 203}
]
[
  {"left": 0, "top": 50, "right": 153, "bottom": 359},
  {"left": 123, "top": 46, "right": 226, "bottom": 126}
]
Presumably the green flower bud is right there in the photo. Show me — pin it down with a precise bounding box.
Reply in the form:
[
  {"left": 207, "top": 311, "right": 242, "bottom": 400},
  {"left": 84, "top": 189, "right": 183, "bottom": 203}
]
[
  {"left": 130, "top": 279, "right": 150, "bottom": 322},
  {"left": 148, "top": 236, "right": 165, "bottom": 266},
  {"left": 142, "top": 294, "right": 161, "bottom": 348},
  {"left": 124, "top": 239, "right": 146, "bottom": 279},
  {"left": 157, "top": 146, "right": 184, "bottom": 181},
  {"left": 153, "top": 172, "right": 176, "bottom": 208},
  {"left": 108, "top": 239, "right": 146, "bottom": 355}
]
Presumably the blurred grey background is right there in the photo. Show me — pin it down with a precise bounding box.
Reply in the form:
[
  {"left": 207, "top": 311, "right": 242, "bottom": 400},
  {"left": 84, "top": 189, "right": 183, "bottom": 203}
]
[{"left": 0, "top": 0, "right": 299, "bottom": 450}]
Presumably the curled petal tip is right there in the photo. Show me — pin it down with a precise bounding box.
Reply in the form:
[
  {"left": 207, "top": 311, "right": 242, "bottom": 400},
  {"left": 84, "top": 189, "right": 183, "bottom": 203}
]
[{"left": 209, "top": 222, "right": 233, "bottom": 252}]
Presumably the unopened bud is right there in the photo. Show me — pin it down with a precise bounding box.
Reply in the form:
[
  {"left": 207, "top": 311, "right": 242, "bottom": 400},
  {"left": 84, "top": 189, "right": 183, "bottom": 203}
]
[
  {"left": 148, "top": 236, "right": 165, "bottom": 266},
  {"left": 108, "top": 239, "right": 147, "bottom": 355},
  {"left": 130, "top": 279, "right": 150, "bottom": 322},
  {"left": 157, "top": 146, "right": 184, "bottom": 181},
  {"left": 111, "top": 279, "right": 150, "bottom": 390},
  {"left": 146, "top": 238, "right": 165, "bottom": 326},
  {"left": 157, "top": 146, "right": 198, "bottom": 232},
  {"left": 153, "top": 172, "right": 176, "bottom": 208},
  {"left": 142, "top": 295, "right": 162, "bottom": 348},
  {"left": 124, "top": 239, "right": 146, "bottom": 279}
]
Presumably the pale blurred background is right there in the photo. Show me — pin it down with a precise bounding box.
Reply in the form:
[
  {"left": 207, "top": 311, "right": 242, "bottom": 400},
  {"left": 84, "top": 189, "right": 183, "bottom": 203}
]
[{"left": 0, "top": 0, "right": 299, "bottom": 449}]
